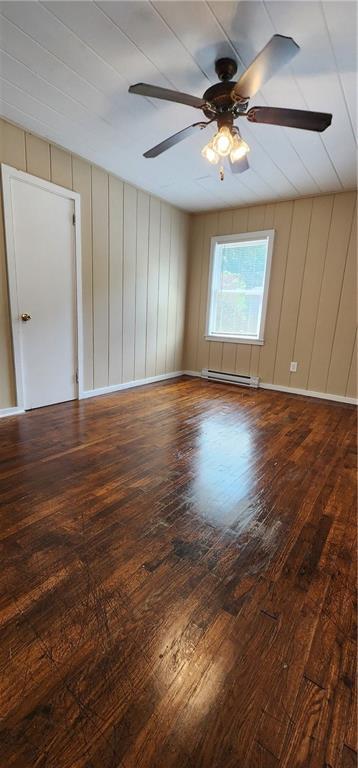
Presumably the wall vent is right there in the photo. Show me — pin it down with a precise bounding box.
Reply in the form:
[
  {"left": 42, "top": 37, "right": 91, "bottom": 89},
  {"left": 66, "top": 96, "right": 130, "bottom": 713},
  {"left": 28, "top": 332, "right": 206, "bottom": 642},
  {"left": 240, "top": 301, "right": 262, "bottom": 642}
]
[{"left": 202, "top": 369, "right": 259, "bottom": 388}]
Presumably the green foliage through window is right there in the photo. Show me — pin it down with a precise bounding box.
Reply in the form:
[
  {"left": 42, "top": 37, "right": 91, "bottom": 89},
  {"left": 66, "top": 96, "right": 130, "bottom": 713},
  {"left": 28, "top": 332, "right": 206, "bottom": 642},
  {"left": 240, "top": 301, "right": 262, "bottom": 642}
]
[{"left": 209, "top": 238, "right": 269, "bottom": 338}]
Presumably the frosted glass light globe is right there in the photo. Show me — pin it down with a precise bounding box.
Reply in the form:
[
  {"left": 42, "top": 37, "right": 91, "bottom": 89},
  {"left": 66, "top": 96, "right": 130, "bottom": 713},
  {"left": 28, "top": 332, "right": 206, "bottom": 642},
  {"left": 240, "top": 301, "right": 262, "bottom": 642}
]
[
  {"left": 201, "top": 141, "right": 219, "bottom": 164},
  {"left": 230, "top": 136, "right": 250, "bottom": 163},
  {"left": 212, "top": 127, "right": 234, "bottom": 157}
]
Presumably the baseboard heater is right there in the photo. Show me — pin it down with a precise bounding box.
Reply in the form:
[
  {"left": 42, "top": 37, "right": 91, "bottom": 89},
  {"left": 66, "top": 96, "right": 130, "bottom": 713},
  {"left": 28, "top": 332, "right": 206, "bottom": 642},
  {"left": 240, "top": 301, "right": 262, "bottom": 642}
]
[{"left": 202, "top": 369, "right": 259, "bottom": 388}]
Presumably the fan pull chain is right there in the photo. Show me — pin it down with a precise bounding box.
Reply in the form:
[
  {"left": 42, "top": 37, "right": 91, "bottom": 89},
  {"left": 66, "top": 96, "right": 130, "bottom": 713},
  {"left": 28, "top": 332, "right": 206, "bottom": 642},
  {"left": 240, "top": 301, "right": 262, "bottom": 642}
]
[{"left": 219, "top": 166, "right": 224, "bottom": 181}]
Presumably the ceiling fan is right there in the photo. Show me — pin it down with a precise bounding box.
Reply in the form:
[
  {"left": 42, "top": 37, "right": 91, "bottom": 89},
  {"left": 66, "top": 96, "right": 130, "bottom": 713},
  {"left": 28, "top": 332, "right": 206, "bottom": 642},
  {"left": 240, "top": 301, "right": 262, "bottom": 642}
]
[{"left": 128, "top": 34, "right": 332, "bottom": 177}]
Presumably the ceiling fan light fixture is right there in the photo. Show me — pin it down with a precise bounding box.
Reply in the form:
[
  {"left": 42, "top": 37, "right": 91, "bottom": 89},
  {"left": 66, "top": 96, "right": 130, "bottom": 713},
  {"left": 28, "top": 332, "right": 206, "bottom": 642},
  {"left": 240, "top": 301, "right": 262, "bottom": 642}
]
[
  {"left": 131, "top": 35, "right": 333, "bottom": 166},
  {"left": 212, "top": 125, "right": 234, "bottom": 157},
  {"left": 201, "top": 140, "right": 219, "bottom": 164},
  {"left": 230, "top": 135, "right": 250, "bottom": 163}
]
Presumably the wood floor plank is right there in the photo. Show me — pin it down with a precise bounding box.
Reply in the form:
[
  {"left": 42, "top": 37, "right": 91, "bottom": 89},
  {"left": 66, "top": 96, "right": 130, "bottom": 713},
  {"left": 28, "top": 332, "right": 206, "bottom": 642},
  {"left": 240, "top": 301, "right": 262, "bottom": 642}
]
[{"left": 0, "top": 377, "right": 356, "bottom": 767}]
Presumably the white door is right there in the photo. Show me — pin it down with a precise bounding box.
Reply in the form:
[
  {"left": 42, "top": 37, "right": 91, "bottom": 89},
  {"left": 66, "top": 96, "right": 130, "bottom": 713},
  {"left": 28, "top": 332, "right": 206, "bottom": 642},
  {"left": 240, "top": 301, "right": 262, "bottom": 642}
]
[{"left": 10, "top": 176, "right": 77, "bottom": 409}]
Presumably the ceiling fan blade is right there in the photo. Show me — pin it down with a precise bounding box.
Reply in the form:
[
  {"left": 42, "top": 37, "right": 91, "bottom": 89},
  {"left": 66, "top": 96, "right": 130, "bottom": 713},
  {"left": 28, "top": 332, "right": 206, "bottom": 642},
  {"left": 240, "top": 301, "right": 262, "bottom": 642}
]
[
  {"left": 232, "top": 35, "right": 300, "bottom": 101},
  {"left": 129, "top": 83, "right": 207, "bottom": 109},
  {"left": 143, "top": 122, "right": 211, "bottom": 158},
  {"left": 230, "top": 155, "right": 250, "bottom": 174},
  {"left": 246, "top": 106, "right": 332, "bottom": 132}
]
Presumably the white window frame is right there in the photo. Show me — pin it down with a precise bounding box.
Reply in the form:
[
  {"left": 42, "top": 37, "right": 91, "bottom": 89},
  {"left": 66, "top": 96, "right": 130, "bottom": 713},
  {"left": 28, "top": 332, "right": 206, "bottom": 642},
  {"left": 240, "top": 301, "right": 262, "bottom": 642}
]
[{"left": 205, "top": 229, "right": 275, "bottom": 345}]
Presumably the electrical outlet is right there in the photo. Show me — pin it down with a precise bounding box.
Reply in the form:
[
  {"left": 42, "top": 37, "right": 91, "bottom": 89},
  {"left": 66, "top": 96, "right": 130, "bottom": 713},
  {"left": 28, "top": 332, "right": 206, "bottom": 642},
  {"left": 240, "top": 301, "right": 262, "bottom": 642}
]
[{"left": 290, "top": 361, "right": 298, "bottom": 373}]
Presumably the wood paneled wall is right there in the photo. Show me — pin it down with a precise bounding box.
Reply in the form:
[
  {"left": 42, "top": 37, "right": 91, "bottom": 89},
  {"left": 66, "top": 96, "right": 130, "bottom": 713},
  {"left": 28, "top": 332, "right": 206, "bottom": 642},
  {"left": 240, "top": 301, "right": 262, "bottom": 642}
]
[
  {"left": 0, "top": 116, "right": 356, "bottom": 407},
  {"left": 0, "top": 118, "right": 189, "bottom": 408},
  {"left": 184, "top": 192, "right": 357, "bottom": 399}
]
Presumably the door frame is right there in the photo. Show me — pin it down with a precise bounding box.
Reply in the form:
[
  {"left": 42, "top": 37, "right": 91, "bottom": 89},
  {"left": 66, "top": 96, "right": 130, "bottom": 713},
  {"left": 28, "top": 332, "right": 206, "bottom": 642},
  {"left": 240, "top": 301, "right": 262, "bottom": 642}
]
[{"left": 1, "top": 163, "right": 83, "bottom": 409}]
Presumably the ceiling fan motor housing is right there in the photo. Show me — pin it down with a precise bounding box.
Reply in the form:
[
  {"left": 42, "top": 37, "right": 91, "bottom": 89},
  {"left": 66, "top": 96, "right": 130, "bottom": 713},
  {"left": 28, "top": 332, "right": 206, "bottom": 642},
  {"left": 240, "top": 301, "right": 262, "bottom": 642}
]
[
  {"left": 203, "top": 59, "right": 249, "bottom": 119},
  {"left": 202, "top": 81, "right": 248, "bottom": 119}
]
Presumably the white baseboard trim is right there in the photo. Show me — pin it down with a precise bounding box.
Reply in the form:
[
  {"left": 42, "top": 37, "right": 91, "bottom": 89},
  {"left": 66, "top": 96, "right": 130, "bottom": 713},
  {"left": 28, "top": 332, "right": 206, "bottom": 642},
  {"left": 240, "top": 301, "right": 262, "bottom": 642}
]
[
  {"left": 182, "top": 370, "right": 357, "bottom": 405},
  {"left": 0, "top": 406, "right": 25, "bottom": 418},
  {"left": 79, "top": 370, "right": 184, "bottom": 400},
  {"left": 260, "top": 382, "right": 357, "bottom": 405},
  {"left": 2, "top": 373, "right": 355, "bottom": 413},
  {"left": 182, "top": 370, "right": 201, "bottom": 378}
]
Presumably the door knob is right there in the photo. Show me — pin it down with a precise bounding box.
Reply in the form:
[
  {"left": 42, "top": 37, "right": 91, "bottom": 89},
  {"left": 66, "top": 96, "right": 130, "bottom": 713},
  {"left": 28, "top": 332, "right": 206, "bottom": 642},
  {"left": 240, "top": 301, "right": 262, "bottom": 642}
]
[{"left": 21, "top": 313, "right": 31, "bottom": 322}]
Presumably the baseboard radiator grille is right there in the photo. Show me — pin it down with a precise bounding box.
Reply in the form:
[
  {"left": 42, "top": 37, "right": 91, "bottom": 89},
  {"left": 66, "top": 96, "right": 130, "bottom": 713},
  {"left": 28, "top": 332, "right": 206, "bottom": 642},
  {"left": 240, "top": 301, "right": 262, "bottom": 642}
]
[{"left": 202, "top": 369, "right": 259, "bottom": 388}]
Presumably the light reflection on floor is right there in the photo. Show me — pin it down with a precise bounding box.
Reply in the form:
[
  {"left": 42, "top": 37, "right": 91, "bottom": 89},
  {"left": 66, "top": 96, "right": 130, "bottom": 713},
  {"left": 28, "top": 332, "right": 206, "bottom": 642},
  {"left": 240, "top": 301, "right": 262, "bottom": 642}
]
[{"left": 188, "top": 413, "right": 256, "bottom": 528}]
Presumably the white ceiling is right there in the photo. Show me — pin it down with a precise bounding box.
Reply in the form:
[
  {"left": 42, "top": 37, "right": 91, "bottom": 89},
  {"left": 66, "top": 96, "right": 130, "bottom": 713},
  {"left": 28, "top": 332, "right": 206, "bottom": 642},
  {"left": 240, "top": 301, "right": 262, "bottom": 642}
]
[{"left": 0, "top": 1, "right": 356, "bottom": 211}]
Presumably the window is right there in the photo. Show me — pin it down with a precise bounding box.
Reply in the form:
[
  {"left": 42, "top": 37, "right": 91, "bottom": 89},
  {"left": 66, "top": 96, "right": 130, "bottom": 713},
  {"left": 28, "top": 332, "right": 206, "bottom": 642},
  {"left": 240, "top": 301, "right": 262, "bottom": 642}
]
[{"left": 206, "top": 230, "right": 274, "bottom": 344}]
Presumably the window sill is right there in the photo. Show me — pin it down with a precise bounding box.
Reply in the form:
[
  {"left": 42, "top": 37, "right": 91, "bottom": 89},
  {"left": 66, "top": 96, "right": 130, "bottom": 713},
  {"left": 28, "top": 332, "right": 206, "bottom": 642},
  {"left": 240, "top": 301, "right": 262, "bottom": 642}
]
[{"left": 205, "top": 335, "right": 264, "bottom": 345}]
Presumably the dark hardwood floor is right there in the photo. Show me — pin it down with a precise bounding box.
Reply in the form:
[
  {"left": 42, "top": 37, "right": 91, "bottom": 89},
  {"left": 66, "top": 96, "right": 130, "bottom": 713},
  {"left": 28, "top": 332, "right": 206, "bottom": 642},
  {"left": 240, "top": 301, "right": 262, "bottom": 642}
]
[{"left": 0, "top": 376, "right": 356, "bottom": 768}]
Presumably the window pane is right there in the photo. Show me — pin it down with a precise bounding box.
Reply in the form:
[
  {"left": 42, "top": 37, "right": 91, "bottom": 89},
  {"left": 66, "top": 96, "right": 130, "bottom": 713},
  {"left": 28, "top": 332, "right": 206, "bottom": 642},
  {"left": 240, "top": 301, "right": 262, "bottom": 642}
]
[{"left": 211, "top": 239, "right": 268, "bottom": 338}]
